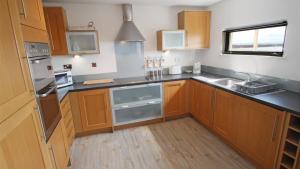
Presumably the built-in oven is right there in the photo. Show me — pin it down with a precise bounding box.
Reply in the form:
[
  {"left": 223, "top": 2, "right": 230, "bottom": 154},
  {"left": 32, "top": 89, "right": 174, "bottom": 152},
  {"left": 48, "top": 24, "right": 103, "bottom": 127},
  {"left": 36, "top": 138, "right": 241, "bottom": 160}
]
[
  {"left": 54, "top": 70, "right": 73, "bottom": 88},
  {"left": 25, "top": 42, "right": 61, "bottom": 142}
]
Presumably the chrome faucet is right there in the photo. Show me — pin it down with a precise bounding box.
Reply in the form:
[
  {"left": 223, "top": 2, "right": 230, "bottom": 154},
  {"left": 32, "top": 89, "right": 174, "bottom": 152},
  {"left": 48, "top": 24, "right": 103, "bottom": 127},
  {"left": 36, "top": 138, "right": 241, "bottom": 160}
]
[{"left": 237, "top": 72, "right": 252, "bottom": 82}]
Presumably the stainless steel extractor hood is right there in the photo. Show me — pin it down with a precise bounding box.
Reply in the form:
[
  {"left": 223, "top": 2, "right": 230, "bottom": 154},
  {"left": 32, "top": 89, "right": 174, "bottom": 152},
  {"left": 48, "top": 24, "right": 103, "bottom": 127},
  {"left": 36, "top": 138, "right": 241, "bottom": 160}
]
[{"left": 115, "top": 4, "right": 145, "bottom": 42}]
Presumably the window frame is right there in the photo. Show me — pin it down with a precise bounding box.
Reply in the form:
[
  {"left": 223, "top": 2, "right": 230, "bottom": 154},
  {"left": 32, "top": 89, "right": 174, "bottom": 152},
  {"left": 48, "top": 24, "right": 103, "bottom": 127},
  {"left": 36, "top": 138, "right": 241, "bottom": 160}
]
[{"left": 222, "top": 21, "right": 288, "bottom": 57}]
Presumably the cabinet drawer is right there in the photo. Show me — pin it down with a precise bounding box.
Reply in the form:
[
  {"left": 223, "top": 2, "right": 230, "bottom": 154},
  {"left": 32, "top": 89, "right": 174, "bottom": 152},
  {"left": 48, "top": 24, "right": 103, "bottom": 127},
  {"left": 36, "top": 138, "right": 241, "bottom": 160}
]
[
  {"left": 111, "top": 83, "right": 162, "bottom": 105},
  {"left": 113, "top": 101, "right": 162, "bottom": 125}
]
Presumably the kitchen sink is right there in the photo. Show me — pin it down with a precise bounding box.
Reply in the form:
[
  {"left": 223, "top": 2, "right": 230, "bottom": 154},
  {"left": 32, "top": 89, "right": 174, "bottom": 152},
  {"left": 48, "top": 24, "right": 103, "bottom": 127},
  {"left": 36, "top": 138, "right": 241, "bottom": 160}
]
[
  {"left": 213, "top": 78, "right": 243, "bottom": 88},
  {"left": 235, "top": 81, "right": 278, "bottom": 95},
  {"left": 193, "top": 74, "right": 224, "bottom": 82},
  {"left": 194, "top": 74, "right": 279, "bottom": 95}
]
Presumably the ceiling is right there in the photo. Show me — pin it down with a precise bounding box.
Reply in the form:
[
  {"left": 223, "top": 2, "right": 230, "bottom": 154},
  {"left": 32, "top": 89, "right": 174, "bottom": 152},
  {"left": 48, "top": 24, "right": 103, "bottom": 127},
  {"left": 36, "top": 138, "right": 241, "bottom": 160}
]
[{"left": 43, "top": 0, "right": 223, "bottom": 7}]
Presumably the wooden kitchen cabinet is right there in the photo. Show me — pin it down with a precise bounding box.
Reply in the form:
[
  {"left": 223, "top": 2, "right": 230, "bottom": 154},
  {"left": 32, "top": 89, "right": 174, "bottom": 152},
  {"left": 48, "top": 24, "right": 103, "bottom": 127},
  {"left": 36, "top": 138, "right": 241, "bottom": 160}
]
[
  {"left": 191, "top": 81, "right": 214, "bottom": 127},
  {"left": 190, "top": 81, "right": 199, "bottom": 118},
  {"left": 60, "top": 95, "right": 75, "bottom": 150},
  {"left": 0, "top": 101, "right": 51, "bottom": 169},
  {"left": 16, "top": 0, "right": 48, "bottom": 42},
  {"left": 213, "top": 89, "right": 235, "bottom": 142},
  {"left": 232, "top": 95, "right": 285, "bottom": 169},
  {"left": 157, "top": 30, "right": 185, "bottom": 51},
  {"left": 17, "top": 0, "right": 46, "bottom": 30},
  {"left": 44, "top": 7, "right": 69, "bottom": 56},
  {"left": 47, "top": 120, "right": 69, "bottom": 169},
  {"left": 178, "top": 11, "right": 211, "bottom": 49},
  {"left": 164, "top": 80, "right": 188, "bottom": 118},
  {"left": 276, "top": 113, "right": 300, "bottom": 169},
  {"left": 78, "top": 89, "right": 113, "bottom": 132},
  {"left": 0, "top": 0, "right": 35, "bottom": 123}
]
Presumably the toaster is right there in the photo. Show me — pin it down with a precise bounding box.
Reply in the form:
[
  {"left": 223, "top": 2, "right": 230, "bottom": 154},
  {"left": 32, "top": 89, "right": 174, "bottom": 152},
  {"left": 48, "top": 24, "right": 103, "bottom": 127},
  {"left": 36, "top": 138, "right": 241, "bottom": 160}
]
[{"left": 169, "top": 65, "right": 182, "bottom": 75}]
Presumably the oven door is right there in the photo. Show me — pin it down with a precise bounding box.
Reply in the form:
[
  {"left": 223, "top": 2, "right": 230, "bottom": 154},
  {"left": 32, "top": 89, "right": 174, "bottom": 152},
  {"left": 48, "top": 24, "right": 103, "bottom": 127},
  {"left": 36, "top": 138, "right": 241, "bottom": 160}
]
[{"left": 36, "top": 81, "right": 61, "bottom": 142}]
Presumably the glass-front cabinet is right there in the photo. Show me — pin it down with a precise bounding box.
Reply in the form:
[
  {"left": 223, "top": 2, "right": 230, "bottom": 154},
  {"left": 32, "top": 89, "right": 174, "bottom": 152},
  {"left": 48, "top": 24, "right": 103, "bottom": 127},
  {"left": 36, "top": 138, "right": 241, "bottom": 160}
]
[
  {"left": 157, "top": 30, "right": 185, "bottom": 51},
  {"left": 66, "top": 31, "right": 100, "bottom": 55},
  {"left": 110, "top": 83, "right": 163, "bottom": 126}
]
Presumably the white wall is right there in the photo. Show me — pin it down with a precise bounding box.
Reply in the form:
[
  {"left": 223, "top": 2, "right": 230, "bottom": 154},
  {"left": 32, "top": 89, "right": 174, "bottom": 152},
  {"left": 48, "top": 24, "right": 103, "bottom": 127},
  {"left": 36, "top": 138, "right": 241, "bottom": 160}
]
[
  {"left": 203, "top": 0, "right": 300, "bottom": 81},
  {"left": 46, "top": 2, "right": 205, "bottom": 76}
]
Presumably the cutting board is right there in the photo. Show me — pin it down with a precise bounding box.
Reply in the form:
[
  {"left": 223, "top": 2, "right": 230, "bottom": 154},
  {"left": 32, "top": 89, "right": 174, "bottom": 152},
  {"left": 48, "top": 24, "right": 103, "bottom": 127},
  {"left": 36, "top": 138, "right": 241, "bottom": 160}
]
[{"left": 83, "top": 79, "right": 114, "bottom": 85}]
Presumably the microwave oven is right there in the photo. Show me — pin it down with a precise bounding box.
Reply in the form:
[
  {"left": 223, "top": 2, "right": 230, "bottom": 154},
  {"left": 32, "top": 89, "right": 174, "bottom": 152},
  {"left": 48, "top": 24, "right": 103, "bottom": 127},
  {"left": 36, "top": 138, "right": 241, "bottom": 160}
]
[{"left": 54, "top": 70, "right": 73, "bottom": 88}]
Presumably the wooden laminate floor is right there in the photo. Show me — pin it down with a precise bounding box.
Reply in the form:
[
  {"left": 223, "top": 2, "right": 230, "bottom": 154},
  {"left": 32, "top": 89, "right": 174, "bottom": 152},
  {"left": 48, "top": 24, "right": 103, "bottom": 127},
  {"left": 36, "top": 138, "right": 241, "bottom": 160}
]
[{"left": 69, "top": 117, "right": 256, "bottom": 169}]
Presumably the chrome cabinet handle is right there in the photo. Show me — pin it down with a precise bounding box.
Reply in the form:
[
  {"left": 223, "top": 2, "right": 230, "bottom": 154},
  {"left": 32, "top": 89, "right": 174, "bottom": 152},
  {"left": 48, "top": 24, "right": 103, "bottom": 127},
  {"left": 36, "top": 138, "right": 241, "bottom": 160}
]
[
  {"left": 121, "top": 105, "right": 129, "bottom": 108},
  {"left": 272, "top": 112, "right": 280, "bottom": 141},
  {"left": 19, "top": 0, "right": 27, "bottom": 17},
  {"left": 49, "top": 146, "right": 58, "bottom": 169},
  {"left": 147, "top": 101, "right": 156, "bottom": 105},
  {"left": 147, "top": 83, "right": 158, "bottom": 86}
]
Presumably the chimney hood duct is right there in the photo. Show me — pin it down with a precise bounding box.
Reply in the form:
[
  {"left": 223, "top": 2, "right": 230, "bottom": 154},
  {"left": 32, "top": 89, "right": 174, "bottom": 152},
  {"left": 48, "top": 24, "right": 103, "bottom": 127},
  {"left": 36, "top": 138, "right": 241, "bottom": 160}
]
[{"left": 115, "top": 4, "right": 145, "bottom": 42}]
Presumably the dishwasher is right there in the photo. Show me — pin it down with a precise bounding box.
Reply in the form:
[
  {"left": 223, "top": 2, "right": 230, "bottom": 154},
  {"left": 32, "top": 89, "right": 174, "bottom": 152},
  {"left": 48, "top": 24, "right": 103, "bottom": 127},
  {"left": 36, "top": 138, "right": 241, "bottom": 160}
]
[{"left": 110, "top": 83, "right": 163, "bottom": 126}]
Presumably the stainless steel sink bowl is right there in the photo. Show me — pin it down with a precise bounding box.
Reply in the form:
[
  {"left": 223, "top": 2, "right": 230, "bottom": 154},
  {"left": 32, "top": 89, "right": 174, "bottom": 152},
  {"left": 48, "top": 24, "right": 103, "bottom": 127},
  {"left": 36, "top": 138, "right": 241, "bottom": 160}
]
[
  {"left": 214, "top": 78, "right": 243, "bottom": 88},
  {"left": 193, "top": 74, "right": 224, "bottom": 83},
  {"left": 235, "top": 81, "right": 278, "bottom": 95}
]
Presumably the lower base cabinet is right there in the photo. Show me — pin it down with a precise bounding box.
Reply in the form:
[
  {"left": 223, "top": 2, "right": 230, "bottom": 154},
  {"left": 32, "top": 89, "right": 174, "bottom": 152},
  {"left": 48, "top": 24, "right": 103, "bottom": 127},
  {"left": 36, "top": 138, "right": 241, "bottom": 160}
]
[
  {"left": 60, "top": 95, "right": 75, "bottom": 150},
  {"left": 192, "top": 81, "right": 285, "bottom": 169},
  {"left": 78, "top": 89, "right": 112, "bottom": 132},
  {"left": 232, "top": 96, "right": 285, "bottom": 169},
  {"left": 191, "top": 81, "right": 214, "bottom": 127},
  {"left": 213, "top": 89, "right": 235, "bottom": 142},
  {"left": 47, "top": 121, "right": 69, "bottom": 169},
  {"left": 0, "top": 101, "right": 51, "bottom": 169},
  {"left": 164, "top": 80, "right": 188, "bottom": 118}
]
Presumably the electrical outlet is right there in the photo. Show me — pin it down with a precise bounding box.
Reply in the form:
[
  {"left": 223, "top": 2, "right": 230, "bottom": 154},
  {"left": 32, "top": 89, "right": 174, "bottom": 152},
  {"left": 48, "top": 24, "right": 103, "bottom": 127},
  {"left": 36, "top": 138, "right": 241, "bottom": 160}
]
[
  {"left": 91, "top": 62, "right": 97, "bottom": 67},
  {"left": 63, "top": 64, "right": 72, "bottom": 69}
]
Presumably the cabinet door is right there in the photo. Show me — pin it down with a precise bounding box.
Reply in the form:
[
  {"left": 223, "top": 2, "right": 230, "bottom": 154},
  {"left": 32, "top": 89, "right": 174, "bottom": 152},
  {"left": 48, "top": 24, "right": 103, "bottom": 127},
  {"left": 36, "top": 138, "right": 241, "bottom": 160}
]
[
  {"left": 164, "top": 80, "right": 186, "bottom": 117},
  {"left": 78, "top": 89, "right": 112, "bottom": 131},
  {"left": 196, "top": 82, "right": 214, "bottom": 127},
  {"left": 0, "top": 101, "right": 50, "bottom": 169},
  {"left": 60, "top": 95, "right": 75, "bottom": 149},
  {"left": 233, "top": 96, "right": 285, "bottom": 169},
  {"left": 213, "top": 89, "right": 234, "bottom": 142},
  {"left": 44, "top": 7, "right": 68, "bottom": 56},
  {"left": 157, "top": 30, "right": 185, "bottom": 51},
  {"left": 17, "top": 0, "right": 46, "bottom": 30},
  {"left": 48, "top": 121, "right": 68, "bottom": 169},
  {"left": 178, "top": 11, "right": 211, "bottom": 49},
  {"left": 190, "top": 81, "right": 200, "bottom": 118},
  {"left": 0, "top": 0, "right": 34, "bottom": 123},
  {"left": 183, "top": 80, "right": 191, "bottom": 114}
]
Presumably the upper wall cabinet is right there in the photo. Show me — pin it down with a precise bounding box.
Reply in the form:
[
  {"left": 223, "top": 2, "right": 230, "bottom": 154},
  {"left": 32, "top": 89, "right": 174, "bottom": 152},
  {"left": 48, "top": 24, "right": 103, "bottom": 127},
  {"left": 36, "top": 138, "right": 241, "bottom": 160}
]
[
  {"left": 44, "top": 7, "right": 69, "bottom": 56},
  {"left": 178, "top": 11, "right": 211, "bottom": 49},
  {"left": 17, "top": 0, "right": 46, "bottom": 30},
  {"left": 157, "top": 30, "right": 185, "bottom": 51},
  {"left": 16, "top": 0, "right": 48, "bottom": 43},
  {"left": 66, "top": 31, "right": 100, "bottom": 55}
]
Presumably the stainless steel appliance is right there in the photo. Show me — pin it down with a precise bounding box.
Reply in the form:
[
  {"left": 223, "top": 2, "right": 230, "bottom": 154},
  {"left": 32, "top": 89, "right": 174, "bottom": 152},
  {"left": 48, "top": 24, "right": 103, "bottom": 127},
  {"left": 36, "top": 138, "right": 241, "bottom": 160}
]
[
  {"left": 25, "top": 42, "right": 61, "bottom": 142},
  {"left": 54, "top": 70, "right": 73, "bottom": 88},
  {"left": 115, "top": 4, "right": 145, "bottom": 42}
]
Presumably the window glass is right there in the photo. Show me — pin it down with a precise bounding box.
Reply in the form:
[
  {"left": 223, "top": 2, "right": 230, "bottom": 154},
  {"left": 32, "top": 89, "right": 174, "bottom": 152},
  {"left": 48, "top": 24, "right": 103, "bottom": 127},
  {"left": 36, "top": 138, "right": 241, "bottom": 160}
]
[
  {"left": 230, "top": 30, "right": 255, "bottom": 51},
  {"left": 256, "top": 26, "right": 286, "bottom": 52},
  {"left": 223, "top": 21, "right": 287, "bottom": 57}
]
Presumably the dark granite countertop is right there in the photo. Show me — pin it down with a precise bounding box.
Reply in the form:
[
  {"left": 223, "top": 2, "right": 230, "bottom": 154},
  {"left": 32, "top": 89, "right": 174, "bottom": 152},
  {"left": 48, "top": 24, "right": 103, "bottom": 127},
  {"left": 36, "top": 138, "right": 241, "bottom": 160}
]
[
  {"left": 57, "top": 74, "right": 194, "bottom": 101},
  {"left": 57, "top": 73, "right": 300, "bottom": 115}
]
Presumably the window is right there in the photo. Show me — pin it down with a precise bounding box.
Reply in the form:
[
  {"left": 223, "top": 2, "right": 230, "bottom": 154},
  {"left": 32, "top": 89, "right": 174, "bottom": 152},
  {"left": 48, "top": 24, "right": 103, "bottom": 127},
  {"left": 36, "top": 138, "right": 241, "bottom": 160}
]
[{"left": 223, "top": 21, "right": 287, "bottom": 57}]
